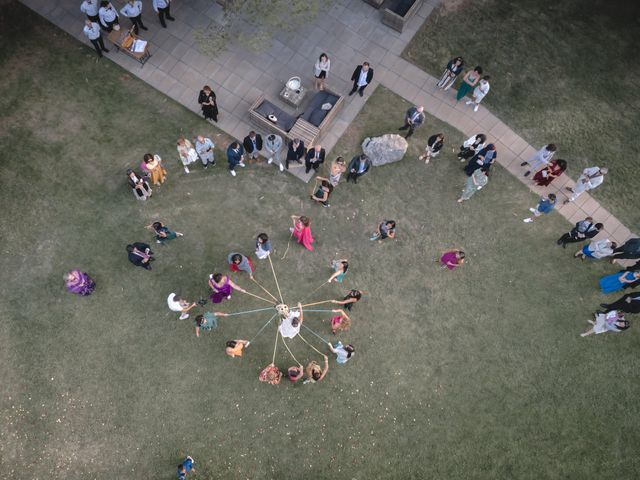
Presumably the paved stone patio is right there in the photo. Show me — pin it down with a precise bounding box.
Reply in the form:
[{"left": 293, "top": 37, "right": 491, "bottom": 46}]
[{"left": 20, "top": 0, "right": 635, "bottom": 247}]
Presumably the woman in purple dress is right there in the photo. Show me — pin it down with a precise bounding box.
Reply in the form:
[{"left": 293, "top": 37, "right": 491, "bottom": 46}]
[
  {"left": 64, "top": 270, "right": 96, "bottom": 296},
  {"left": 208, "top": 273, "right": 246, "bottom": 303}
]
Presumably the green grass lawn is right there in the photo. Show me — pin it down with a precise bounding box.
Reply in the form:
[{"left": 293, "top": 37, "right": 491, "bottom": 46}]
[
  {"left": 404, "top": 0, "right": 640, "bottom": 228},
  {"left": 1, "top": 2, "right": 640, "bottom": 479}
]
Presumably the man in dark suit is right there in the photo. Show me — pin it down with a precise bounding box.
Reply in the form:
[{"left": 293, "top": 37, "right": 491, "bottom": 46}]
[
  {"left": 349, "top": 62, "right": 374, "bottom": 97},
  {"left": 398, "top": 105, "right": 425, "bottom": 139},
  {"left": 556, "top": 217, "right": 602, "bottom": 248},
  {"left": 127, "top": 243, "right": 154, "bottom": 270},
  {"left": 346, "top": 154, "right": 372, "bottom": 184},
  {"left": 286, "top": 138, "right": 305, "bottom": 170},
  {"left": 226, "top": 141, "right": 245, "bottom": 177},
  {"left": 305, "top": 145, "right": 325, "bottom": 173},
  {"left": 243, "top": 131, "right": 263, "bottom": 163}
]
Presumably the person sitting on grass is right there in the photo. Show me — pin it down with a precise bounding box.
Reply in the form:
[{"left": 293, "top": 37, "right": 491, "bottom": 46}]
[
  {"left": 330, "top": 309, "right": 351, "bottom": 334},
  {"left": 328, "top": 259, "right": 349, "bottom": 283},
  {"left": 523, "top": 194, "right": 557, "bottom": 223},
  {"left": 126, "top": 242, "right": 154, "bottom": 270},
  {"left": 177, "top": 456, "right": 194, "bottom": 480},
  {"left": 304, "top": 356, "right": 329, "bottom": 384},
  {"left": 167, "top": 293, "right": 196, "bottom": 320},
  {"left": 226, "top": 339, "right": 250, "bottom": 358},
  {"left": 575, "top": 239, "right": 617, "bottom": 262},
  {"left": 580, "top": 310, "right": 629, "bottom": 337},
  {"left": 370, "top": 220, "right": 396, "bottom": 241},
  {"left": 147, "top": 221, "right": 183, "bottom": 244},
  {"left": 332, "top": 289, "right": 363, "bottom": 311},
  {"left": 438, "top": 249, "right": 465, "bottom": 270},
  {"left": 310, "top": 179, "right": 333, "bottom": 208},
  {"left": 228, "top": 252, "right": 254, "bottom": 279},
  {"left": 327, "top": 341, "right": 355, "bottom": 364}
]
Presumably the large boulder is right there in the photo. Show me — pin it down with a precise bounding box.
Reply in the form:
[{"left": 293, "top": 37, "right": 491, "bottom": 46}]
[{"left": 362, "top": 134, "right": 408, "bottom": 166}]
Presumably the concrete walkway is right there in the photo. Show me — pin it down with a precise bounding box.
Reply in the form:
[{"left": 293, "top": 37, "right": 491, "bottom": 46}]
[{"left": 20, "top": 0, "right": 634, "bottom": 246}]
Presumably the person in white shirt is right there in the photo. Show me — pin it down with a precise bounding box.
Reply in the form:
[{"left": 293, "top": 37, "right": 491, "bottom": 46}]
[
  {"left": 466, "top": 75, "right": 490, "bottom": 112},
  {"left": 152, "top": 0, "right": 174, "bottom": 28},
  {"left": 520, "top": 144, "right": 557, "bottom": 177},
  {"left": 195, "top": 135, "right": 215, "bottom": 168},
  {"left": 120, "top": 0, "right": 147, "bottom": 34},
  {"left": 349, "top": 62, "right": 374, "bottom": 97},
  {"left": 167, "top": 293, "right": 196, "bottom": 320},
  {"left": 575, "top": 239, "right": 617, "bottom": 261},
  {"left": 278, "top": 304, "right": 304, "bottom": 339},
  {"left": 83, "top": 20, "right": 109, "bottom": 58},
  {"left": 98, "top": 1, "right": 119, "bottom": 32},
  {"left": 264, "top": 134, "right": 284, "bottom": 172},
  {"left": 564, "top": 166, "right": 608, "bottom": 204},
  {"left": 313, "top": 53, "right": 330, "bottom": 90},
  {"left": 80, "top": 0, "right": 100, "bottom": 22}
]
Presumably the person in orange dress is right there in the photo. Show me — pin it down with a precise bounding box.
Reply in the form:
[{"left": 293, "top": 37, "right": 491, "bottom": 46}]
[{"left": 225, "top": 339, "right": 250, "bottom": 358}]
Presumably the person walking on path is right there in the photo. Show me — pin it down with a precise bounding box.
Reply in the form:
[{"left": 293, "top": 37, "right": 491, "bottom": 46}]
[
  {"left": 457, "top": 133, "right": 486, "bottom": 162},
  {"left": 456, "top": 66, "right": 482, "bottom": 101},
  {"left": 226, "top": 141, "right": 245, "bottom": 177},
  {"left": 418, "top": 133, "right": 444, "bottom": 164},
  {"left": 83, "top": 20, "right": 109, "bottom": 58},
  {"left": 580, "top": 310, "right": 629, "bottom": 337},
  {"left": 523, "top": 194, "right": 556, "bottom": 223},
  {"left": 314, "top": 53, "right": 331, "bottom": 90},
  {"left": 466, "top": 76, "right": 490, "bottom": 112},
  {"left": 458, "top": 169, "right": 488, "bottom": 203},
  {"left": 120, "top": 0, "right": 147, "bottom": 34},
  {"left": 438, "top": 249, "right": 465, "bottom": 270},
  {"left": 436, "top": 56, "right": 464, "bottom": 90},
  {"left": 346, "top": 154, "right": 371, "bottom": 184},
  {"left": 98, "top": 1, "right": 119, "bottom": 32},
  {"left": 398, "top": 105, "right": 425, "bottom": 139},
  {"left": 80, "top": 0, "right": 100, "bottom": 22},
  {"left": 265, "top": 134, "right": 284, "bottom": 172},
  {"left": 575, "top": 239, "right": 617, "bottom": 261},
  {"left": 176, "top": 137, "right": 198, "bottom": 174},
  {"left": 600, "top": 292, "right": 640, "bottom": 314},
  {"left": 243, "top": 131, "right": 263, "bottom": 164},
  {"left": 464, "top": 144, "right": 496, "bottom": 176},
  {"left": 564, "top": 166, "right": 608, "bottom": 204},
  {"left": 611, "top": 238, "right": 640, "bottom": 264},
  {"left": 290, "top": 215, "right": 314, "bottom": 251},
  {"left": 64, "top": 270, "right": 96, "bottom": 296},
  {"left": 147, "top": 221, "right": 183, "bottom": 244},
  {"left": 533, "top": 159, "right": 567, "bottom": 187},
  {"left": 228, "top": 252, "right": 254, "bottom": 279},
  {"left": 126, "top": 242, "right": 154, "bottom": 270},
  {"left": 349, "top": 62, "right": 374, "bottom": 97},
  {"left": 557, "top": 218, "right": 602, "bottom": 248},
  {"left": 286, "top": 138, "right": 305, "bottom": 170},
  {"left": 198, "top": 85, "right": 218, "bottom": 123},
  {"left": 521, "top": 144, "right": 557, "bottom": 177},
  {"left": 152, "top": 0, "right": 174, "bottom": 28},
  {"left": 167, "top": 293, "right": 196, "bottom": 320},
  {"left": 305, "top": 145, "right": 325, "bottom": 174},
  {"left": 177, "top": 456, "right": 194, "bottom": 479},
  {"left": 195, "top": 135, "right": 215, "bottom": 168}
]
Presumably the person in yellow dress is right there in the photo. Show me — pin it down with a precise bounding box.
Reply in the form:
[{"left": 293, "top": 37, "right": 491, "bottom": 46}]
[{"left": 142, "top": 153, "right": 166, "bottom": 185}]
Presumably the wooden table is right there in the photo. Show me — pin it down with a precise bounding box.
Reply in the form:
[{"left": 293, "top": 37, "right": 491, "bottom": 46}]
[
  {"left": 107, "top": 28, "right": 151, "bottom": 66},
  {"left": 279, "top": 84, "right": 306, "bottom": 108}
]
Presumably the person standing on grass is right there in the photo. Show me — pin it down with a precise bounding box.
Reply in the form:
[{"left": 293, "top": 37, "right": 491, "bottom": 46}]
[
  {"left": 564, "top": 166, "right": 608, "bottom": 204},
  {"left": 290, "top": 215, "right": 314, "bottom": 251},
  {"left": 198, "top": 85, "right": 218, "bottom": 123},
  {"left": 466, "top": 75, "right": 490, "bottom": 112},
  {"left": 127, "top": 168, "right": 151, "bottom": 200},
  {"left": 227, "top": 252, "right": 254, "bottom": 279},
  {"left": 418, "top": 133, "right": 444, "bottom": 164},
  {"left": 98, "top": 1, "right": 119, "bottom": 32},
  {"left": 464, "top": 144, "right": 497, "bottom": 176},
  {"left": 126, "top": 242, "right": 154, "bottom": 270},
  {"left": 327, "top": 341, "right": 355, "bottom": 364},
  {"left": 80, "top": 0, "right": 100, "bottom": 22},
  {"left": 556, "top": 217, "right": 602, "bottom": 248},
  {"left": 143, "top": 153, "right": 166, "bottom": 185},
  {"left": 286, "top": 138, "right": 305, "bottom": 170},
  {"left": 304, "top": 356, "right": 329, "bottom": 384},
  {"left": 436, "top": 56, "right": 464, "bottom": 90},
  {"left": 176, "top": 137, "right": 198, "bottom": 174},
  {"left": 167, "top": 293, "right": 196, "bottom": 320},
  {"left": 456, "top": 66, "right": 483, "bottom": 101},
  {"left": 580, "top": 310, "right": 629, "bottom": 337},
  {"left": 147, "top": 221, "right": 183, "bottom": 244},
  {"left": 314, "top": 53, "right": 331, "bottom": 90},
  {"left": 370, "top": 220, "right": 396, "bottom": 241},
  {"left": 438, "top": 249, "right": 465, "bottom": 270},
  {"left": 208, "top": 273, "right": 247, "bottom": 303},
  {"left": 600, "top": 292, "right": 640, "bottom": 314},
  {"left": 64, "top": 270, "right": 96, "bottom": 296},
  {"left": 521, "top": 144, "right": 557, "bottom": 177},
  {"left": 195, "top": 135, "right": 215, "bottom": 168},
  {"left": 243, "top": 131, "right": 263, "bottom": 164},
  {"left": 328, "top": 259, "right": 349, "bottom": 283},
  {"left": 398, "top": 105, "right": 425, "bottom": 139},
  {"left": 330, "top": 309, "right": 351, "bottom": 334},
  {"left": 194, "top": 312, "right": 226, "bottom": 337},
  {"left": 458, "top": 169, "right": 488, "bottom": 203},
  {"left": 255, "top": 233, "right": 272, "bottom": 260},
  {"left": 305, "top": 145, "right": 326, "bottom": 174},
  {"left": 226, "top": 141, "right": 245, "bottom": 177},
  {"left": 575, "top": 239, "right": 617, "bottom": 261},
  {"left": 83, "top": 20, "right": 109, "bottom": 58},
  {"left": 610, "top": 238, "right": 640, "bottom": 264},
  {"left": 177, "top": 456, "right": 194, "bottom": 479},
  {"left": 533, "top": 159, "right": 567, "bottom": 187},
  {"left": 152, "top": 0, "right": 174, "bottom": 28},
  {"left": 226, "top": 339, "right": 250, "bottom": 357},
  {"left": 349, "top": 62, "right": 374, "bottom": 97},
  {"left": 346, "top": 154, "right": 371, "bottom": 184},
  {"left": 265, "top": 134, "right": 284, "bottom": 172},
  {"left": 120, "top": 0, "right": 147, "bottom": 34},
  {"left": 310, "top": 179, "right": 333, "bottom": 208},
  {"left": 457, "top": 133, "right": 486, "bottom": 162},
  {"left": 523, "top": 194, "right": 557, "bottom": 223},
  {"left": 332, "top": 289, "right": 363, "bottom": 311},
  {"left": 328, "top": 157, "right": 347, "bottom": 186}
]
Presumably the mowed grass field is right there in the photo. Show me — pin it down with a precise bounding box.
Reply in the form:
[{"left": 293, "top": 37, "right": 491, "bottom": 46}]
[
  {"left": 404, "top": 0, "right": 640, "bottom": 227},
  {"left": 1, "top": 2, "right": 640, "bottom": 479}
]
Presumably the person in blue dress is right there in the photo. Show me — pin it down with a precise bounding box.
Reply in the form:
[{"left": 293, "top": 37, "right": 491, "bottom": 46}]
[
  {"left": 177, "top": 456, "right": 193, "bottom": 479},
  {"left": 599, "top": 270, "right": 640, "bottom": 294}
]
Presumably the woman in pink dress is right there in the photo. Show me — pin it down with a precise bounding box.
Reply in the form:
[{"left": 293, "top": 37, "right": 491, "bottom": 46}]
[
  {"left": 290, "top": 215, "right": 314, "bottom": 251},
  {"left": 439, "top": 249, "right": 465, "bottom": 270}
]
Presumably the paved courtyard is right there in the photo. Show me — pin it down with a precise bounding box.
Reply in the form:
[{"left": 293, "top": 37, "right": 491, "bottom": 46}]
[{"left": 20, "top": 0, "right": 635, "bottom": 247}]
